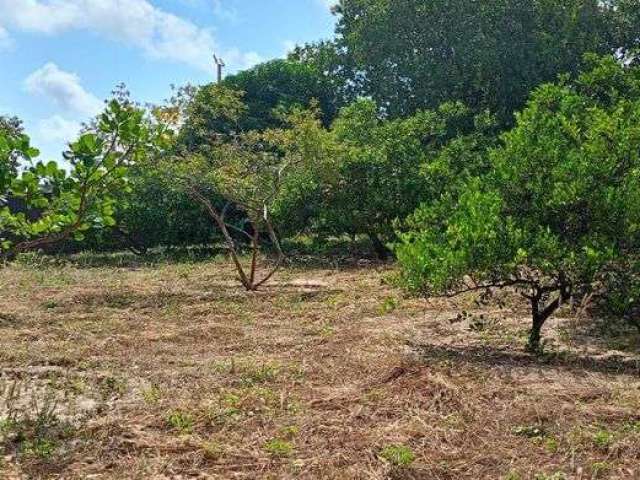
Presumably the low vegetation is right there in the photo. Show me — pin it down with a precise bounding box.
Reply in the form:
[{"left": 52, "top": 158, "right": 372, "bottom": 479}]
[{"left": 0, "top": 253, "right": 639, "bottom": 478}]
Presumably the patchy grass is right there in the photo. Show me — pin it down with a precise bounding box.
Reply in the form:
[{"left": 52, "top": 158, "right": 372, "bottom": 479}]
[{"left": 1, "top": 252, "right": 640, "bottom": 479}]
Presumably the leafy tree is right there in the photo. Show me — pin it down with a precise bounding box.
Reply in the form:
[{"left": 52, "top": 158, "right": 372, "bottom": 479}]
[
  {"left": 94, "top": 164, "right": 218, "bottom": 254},
  {"left": 334, "top": 0, "right": 640, "bottom": 122},
  {"left": 0, "top": 115, "right": 23, "bottom": 137},
  {"left": 0, "top": 99, "right": 160, "bottom": 259},
  {"left": 288, "top": 40, "right": 360, "bottom": 114},
  {"left": 0, "top": 115, "right": 26, "bottom": 176},
  {"left": 168, "top": 87, "right": 327, "bottom": 290},
  {"left": 224, "top": 59, "right": 339, "bottom": 129},
  {"left": 180, "top": 59, "right": 337, "bottom": 155},
  {"left": 314, "top": 99, "right": 484, "bottom": 259},
  {"left": 397, "top": 56, "right": 640, "bottom": 351}
]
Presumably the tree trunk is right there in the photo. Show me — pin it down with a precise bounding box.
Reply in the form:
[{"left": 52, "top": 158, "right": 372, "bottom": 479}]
[
  {"left": 368, "top": 233, "right": 391, "bottom": 261},
  {"left": 189, "top": 190, "right": 252, "bottom": 290},
  {"left": 188, "top": 189, "right": 284, "bottom": 292},
  {"left": 526, "top": 283, "right": 571, "bottom": 352},
  {"left": 528, "top": 316, "right": 545, "bottom": 352}
]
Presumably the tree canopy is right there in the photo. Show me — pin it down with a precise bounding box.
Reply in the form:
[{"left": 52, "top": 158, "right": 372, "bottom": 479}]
[
  {"left": 396, "top": 55, "right": 640, "bottom": 349},
  {"left": 334, "top": 0, "right": 640, "bottom": 121},
  {"left": 1, "top": 99, "right": 163, "bottom": 259}
]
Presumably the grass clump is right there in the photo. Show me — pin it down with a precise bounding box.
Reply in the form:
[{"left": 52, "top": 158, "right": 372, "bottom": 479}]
[
  {"left": 141, "top": 385, "right": 162, "bottom": 404},
  {"left": 378, "top": 296, "right": 399, "bottom": 315},
  {"left": 166, "top": 410, "right": 194, "bottom": 434},
  {"left": 379, "top": 444, "right": 415, "bottom": 466},
  {"left": 592, "top": 428, "right": 614, "bottom": 449},
  {"left": 0, "top": 382, "right": 72, "bottom": 461},
  {"left": 264, "top": 438, "right": 294, "bottom": 457}
]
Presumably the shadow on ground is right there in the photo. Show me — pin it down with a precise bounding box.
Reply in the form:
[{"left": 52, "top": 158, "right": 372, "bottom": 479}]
[{"left": 412, "top": 341, "right": 640, "bottom": 376}]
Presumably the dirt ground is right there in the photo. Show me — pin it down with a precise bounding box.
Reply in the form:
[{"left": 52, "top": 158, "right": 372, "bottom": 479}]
[{"left": 1, "top": 253, "right": 639, "bottom": 479}]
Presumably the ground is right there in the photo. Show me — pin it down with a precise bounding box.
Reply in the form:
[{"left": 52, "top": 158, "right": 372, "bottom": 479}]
[{"left": 1, "top": 253, "right": 639, "bottom": 480}]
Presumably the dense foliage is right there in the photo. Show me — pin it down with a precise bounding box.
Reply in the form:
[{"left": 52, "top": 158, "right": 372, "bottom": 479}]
[
  {"left": 1, "top": 100, "right": 161, "bottom": 259},
  {"left": 397, "top": 56, "right": 640, "bottom": 349},
  {"left": 334, "top": 0, "right": 640, "bottom": 121},
  {"left": 318, "top": 100, "right": 488, "bottom": 258},
  {"left": 163, "top": 87, "right": 332, "bottom": 290}
]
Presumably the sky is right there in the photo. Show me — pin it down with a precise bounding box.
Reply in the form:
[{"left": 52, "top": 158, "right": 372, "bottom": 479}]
[{"left": 0, "top": 0, "right": 338, "bottom": 161}]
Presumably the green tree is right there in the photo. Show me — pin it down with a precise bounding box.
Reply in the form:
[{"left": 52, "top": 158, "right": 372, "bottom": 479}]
[
  {"left": 180, "top": 59, "right": 337, "bottom": 155},
  {"left": 0, "top": 115, "right": 23, "bottom": 137},
  {"left": 288, "top": 40, "right": 360, "bottom": 114},
  {"left": 315, "top": 99, "right": 485, "bottom": 259},
  {"left": 334, "top": 0, "right": 639, "bottom": 122},
  {"left": 397, "top": 56, "right": 640, "bottom": 351},
  {"left": 0, "top": 115, "right": 26, "bottom": 176},
  {"left": 168, "top": 87, "right": 328, "bottom": 290},
  {"left": 224, "top": 59, "right": 338, "bottom": 129},
  {"left": 104, "top": 164, "right": 218, "bottom": 254},
  {"left": 1, "top": 99, "right": 160, "bottom": 259}
]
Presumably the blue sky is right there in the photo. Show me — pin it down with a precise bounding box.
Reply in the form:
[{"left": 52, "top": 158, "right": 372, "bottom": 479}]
[{"left": 0, "top": 0, "right": 337, "bottom": 161}]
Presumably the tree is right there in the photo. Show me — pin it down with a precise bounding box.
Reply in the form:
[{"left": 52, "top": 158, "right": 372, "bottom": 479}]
[
  {"left": 180, "top": 59, "right": 337, "bottom": 155},
  {"left": 396, "top": 56, "right": 640, "bottom": 351},
  {"left": 168, "top": 86, "right": 329, "bottom": 290},
  {"left": 1, "top": 99, "right": 160, "bottom": 260},
  {"left": 0, "top": 115, "right": 26, "bottom": 176},
  {"left": 334, "top": 0, "right": 640, "bottom": 122},
  {"left": 0, "top": 115, "right": 23, "bottom": 137},
  {"left": 224, "top": 59, "right": 339, "bottom": 129},
  {"left": 315, "top": 99, "right": 485, "bottom": 259},
  {"left": 107, "top": 165, "right": 218, "bottom": 254},
  {"left": 288, "top": 40, "right": 360, "bottom": 114}
]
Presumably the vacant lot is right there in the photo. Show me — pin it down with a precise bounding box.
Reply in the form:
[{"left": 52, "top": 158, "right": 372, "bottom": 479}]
[{"left": 1, "top": 254, "right": 639, "bottom": 479}]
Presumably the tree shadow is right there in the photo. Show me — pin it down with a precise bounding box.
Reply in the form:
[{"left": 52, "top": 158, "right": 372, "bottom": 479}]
[
  {"left": 561, "top": 315, "right": 640, "bottom": 355},
  {"left": 53, "top": 282, "right": 346, "bottom": 315},
  {"left": 412, "top": 341, "right": 640, "bottom": 376},
  {"left": 60, "top": 246, "right": 225, "bottom": 269}
]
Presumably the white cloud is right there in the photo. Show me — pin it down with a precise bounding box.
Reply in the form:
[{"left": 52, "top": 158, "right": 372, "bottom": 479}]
[
  {"left": 0, "top": 0, "right": 79, "bottom": 34},
  {"left": 24, "top": 63, "right": 103, "bottom": 117},
  {"left": 211, "top": 0, "right": 239, "bottom": 23},
  {"left": 223, "top": 48, "right": 263, "bottom": 71},
  {"left": 0, "top": 0, "right": 260, "bottom": 72},
  {"left": 0, "top": 25, "right": 12, "bottom": 50},
  {"left": 37, "top": 115, "right": 81, "bottom": 143}
]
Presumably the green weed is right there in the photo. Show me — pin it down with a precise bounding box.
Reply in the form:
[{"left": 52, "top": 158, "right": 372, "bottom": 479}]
[
  {"left": 379, "top": 444, "right": 415, "bottom": 466},
  {"left": 167, "top": 410, "right": 194, "bottom": 434},
  {"left": 264, "top": 438, "right": 294, "bottom": 457}
]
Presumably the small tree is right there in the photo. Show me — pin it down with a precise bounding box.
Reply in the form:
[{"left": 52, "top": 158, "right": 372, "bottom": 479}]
[
  {"left": 169, "top": 86, "right": 329, "bottom": 290},
  {"left": 1, "top": 99, "right": 157, "bottom": 260},
  {"left": 397, "top": 56, "right": 640, "bottom": 351}
]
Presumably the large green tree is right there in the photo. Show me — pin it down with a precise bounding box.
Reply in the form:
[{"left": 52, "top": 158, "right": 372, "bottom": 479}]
[
  {"left": 334, "top": 0, "right": 640, "bottom": 121},
  {"left": 224, "top": 59, "right": 339, "bottom": 129},
  {"left": 397, "top": 56, "right": 640, "bottom": 350},
  {"left": 180, "top": 59, "right": 338, "bottom": 154},
  {"left": 304, "top": 99, "right": 491, "bottom": 259}
]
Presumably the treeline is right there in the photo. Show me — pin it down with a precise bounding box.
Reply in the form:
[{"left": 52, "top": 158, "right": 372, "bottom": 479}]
[{"left": 2, "top": 0, "right": 640, "bottom": 348}]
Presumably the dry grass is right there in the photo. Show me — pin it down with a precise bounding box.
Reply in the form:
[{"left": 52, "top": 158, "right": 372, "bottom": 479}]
[{"left": 1, "top": 253, "right": 640, "bottom": 479}]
